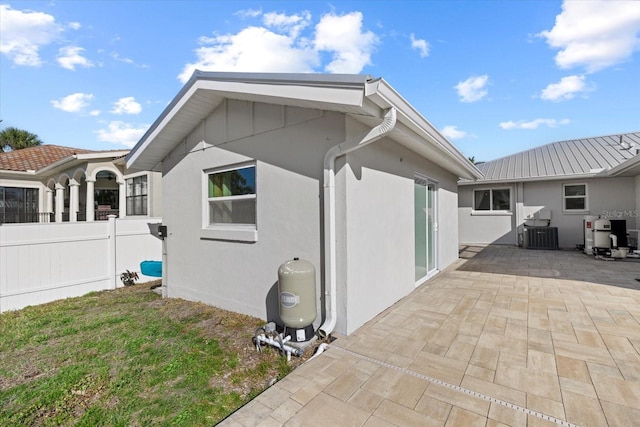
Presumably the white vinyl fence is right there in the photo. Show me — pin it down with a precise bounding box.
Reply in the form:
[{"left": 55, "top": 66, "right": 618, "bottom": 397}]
[{"left": 0, "top": 216, "right": 163, "bottom": 313}]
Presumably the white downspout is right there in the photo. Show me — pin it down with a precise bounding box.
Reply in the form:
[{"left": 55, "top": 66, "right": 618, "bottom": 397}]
[{"left": 319, "top": 107, "right": 397, "bottom": 337}]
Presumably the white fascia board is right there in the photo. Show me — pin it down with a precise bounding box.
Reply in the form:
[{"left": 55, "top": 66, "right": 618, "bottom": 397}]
[
  {"left": 197, "top": 79, "right": 365, "bottom": 107},
  {"left": 126, "top": 83, "right": 202, "bottom": 171},
  {"left": 366, "top": 79, "right": 482, "bottom": 180},
  {"left": 0, "top": 170, "right": 38, "bottom": 178},
  {"left": 36, "top": 155, "right": 77, "bottom": 175},
  {"left": 607, "top": 155, "right": 640, "bottom": 177},
  {"left": 76, "top": 151, "right": 129, "bottom": 161}
]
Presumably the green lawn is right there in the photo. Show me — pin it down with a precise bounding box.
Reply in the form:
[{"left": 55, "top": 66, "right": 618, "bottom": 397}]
[{"left": 0, "top": 284, "right": 292, "bottom": 426}]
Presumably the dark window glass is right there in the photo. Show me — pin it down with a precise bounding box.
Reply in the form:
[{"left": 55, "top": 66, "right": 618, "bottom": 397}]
[
  {"left": 126, "top": 175, "right": 148, "bottom": 215},
  {"left": 0, "top": 186, "right": 39, "bottom": 223},
  {"left": 474, "top": 190, "right": 491, "bottom": 210}
]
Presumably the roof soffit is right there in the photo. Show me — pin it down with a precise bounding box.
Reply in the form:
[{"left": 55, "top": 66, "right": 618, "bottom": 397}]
[
  {"left": 125, "top": 72, "right": 481, "bottom": 179},
  {"left": 126, "top": 78, "right": 368, "bottom": 172}
]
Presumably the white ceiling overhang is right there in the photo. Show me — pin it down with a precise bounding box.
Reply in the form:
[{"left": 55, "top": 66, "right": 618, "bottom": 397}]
[
  {"left": 126, "top": 73, "right": 370, "bottom": 172},
  {"left": 126, "top": 72, "right": 482, "bottom": 180}
]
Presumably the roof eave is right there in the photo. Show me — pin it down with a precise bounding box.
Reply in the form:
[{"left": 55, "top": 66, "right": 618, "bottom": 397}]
[
  {"left": 607, "top": 155, "right": 640, "bottom": 177},
  {"left": 366, "top": 79, "right": 483, "bottom": 180},
  {"left": 458, "top": 171, "right": 607, "bottom": 185},
  {"left": 126, "top": 71, "right": 372, "bottom": 172}
]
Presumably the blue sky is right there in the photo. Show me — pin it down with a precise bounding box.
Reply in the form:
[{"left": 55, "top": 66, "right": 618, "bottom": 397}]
[{"left": 1, "top": 1, "right": 639, "bottom": 162}]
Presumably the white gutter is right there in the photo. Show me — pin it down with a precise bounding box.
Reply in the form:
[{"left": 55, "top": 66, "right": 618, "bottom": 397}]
[{"left": 318, "top": 107, "right": 397, "bottom": 337}]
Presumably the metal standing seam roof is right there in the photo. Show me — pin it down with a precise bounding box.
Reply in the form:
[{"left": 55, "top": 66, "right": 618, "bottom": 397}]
[{"left": 468, "top": 131, "right": 640, "bottom": 183}]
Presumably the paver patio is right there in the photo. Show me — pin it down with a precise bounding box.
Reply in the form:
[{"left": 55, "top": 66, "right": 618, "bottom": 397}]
[{"left": 221, "top": 245, "right": 640, "bottom": 426}]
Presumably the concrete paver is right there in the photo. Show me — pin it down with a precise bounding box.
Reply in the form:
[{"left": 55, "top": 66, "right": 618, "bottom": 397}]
[{"left": 220, "top": 245, "right": 640, "bottom": 426}]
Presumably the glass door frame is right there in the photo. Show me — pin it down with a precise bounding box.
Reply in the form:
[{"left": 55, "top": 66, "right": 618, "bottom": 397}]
[{"left": 414, "top": 175, "right": 438, "bottom": 286}]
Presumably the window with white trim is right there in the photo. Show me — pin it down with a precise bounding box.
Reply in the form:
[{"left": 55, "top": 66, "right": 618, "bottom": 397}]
[
  {"left": 563, "top": 183, "right": 587, "bottom": 211},
  {"left": 473, "top": 188, "right": 511, "bottom": 211},
  {"left": 126, "top": 175, "right": 147, "bottom": 216},
  {"left": 206, "top": 164, "right": 256, "bottom": 226}
]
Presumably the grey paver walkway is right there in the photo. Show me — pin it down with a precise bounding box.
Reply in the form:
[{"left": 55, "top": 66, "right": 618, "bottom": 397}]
[{"left": 221, "top": 245, "right": 640, "bottom": 426}]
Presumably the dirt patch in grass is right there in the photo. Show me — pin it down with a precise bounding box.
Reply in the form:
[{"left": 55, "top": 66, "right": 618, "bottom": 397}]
[{"left": 0, "top": 282, "right": 322, "bottom": 426}]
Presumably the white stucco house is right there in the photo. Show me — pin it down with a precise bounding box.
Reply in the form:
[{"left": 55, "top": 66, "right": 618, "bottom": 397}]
[
  {"left": 0, "top": 145, "right": 162, "bottom": 224},
  {"left": 126, "top": 72, "right": 482, "bottom": 336},
  {"left": 459, "top": 131, "right": 640, "bottom": 249}
]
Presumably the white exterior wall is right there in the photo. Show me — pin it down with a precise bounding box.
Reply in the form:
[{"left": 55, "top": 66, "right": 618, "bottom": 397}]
[
  {"left": 523, "top": 177, "right": 636, "bottom": 248},
  {"left": 635, "top": 175, "right": 640, "bottom": 230},
  {"left": 458, "top": 184, "right": 516, "bottom": 245},
  {"left": 161, "top": 100, "right": 345, "bottom": 329},
  {"left": 459, "top": 177, "right": 636, "bottom": 248},
  {"left": 337, "top": 126, "right": 461, "bottom": 335},
  {"left": 161, "top": 100, "right": 464, "bottom": 336}
]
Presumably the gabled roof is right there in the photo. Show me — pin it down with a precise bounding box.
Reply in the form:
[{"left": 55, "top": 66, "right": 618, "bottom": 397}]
[
  {"left": 0, "top": 145, "right": 129, "bottom": 174},
  {"left": 462, "top": 131, "right": 640, "bottom": 184},
  {"left": 126, "top": 71, "right": 482, "bottom": 180}
]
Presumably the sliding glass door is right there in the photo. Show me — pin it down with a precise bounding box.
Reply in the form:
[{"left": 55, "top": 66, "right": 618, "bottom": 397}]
[{"left": 415, "top": 177, "right": 436, "bottom": 282}]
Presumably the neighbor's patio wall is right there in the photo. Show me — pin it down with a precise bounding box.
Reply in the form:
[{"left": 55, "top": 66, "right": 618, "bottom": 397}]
[{"left": 0, "top": 217, "right": 162, "bottom": 313}]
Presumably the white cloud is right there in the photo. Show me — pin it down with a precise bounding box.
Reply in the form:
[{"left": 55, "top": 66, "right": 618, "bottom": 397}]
[
  {"left": 111, "top": 97, "right": 142, "bottom": 115},
  {"left": 235, "top": 8, "right": 262, "bottom": 19},
  {"left": 538, "top": 0, "right": 640, "bottom": 72},
  {"left": 441, "top": 125, "right": 467, "bottom": 140},
  {"left": 410, "top": 33, "right": 429, "bottom": 58},
  {"left": 111, "top": 52, "right": 134, "bottom": 64},
  {"left": 51, "top": 92, "right": 94, "bottom": 113},
  {"left": 540, "top": 75, "right": 591, "bottom": 101},
  {"left": 455, "top": 75, "right": 489, "bottom": 103},
  {"left": 0, "top": 4, "right": 61, "bottom": 66},
  {"left": 68, "top": 22, "right": 81, "bottom": 30},
  {"left": 178, "top": 26, "right": 317, "bottom": 82},
  {"left": 96, "top": 121, "right": 148, "bottom": 148},
  {"left": 57, "top": 46, "right": 93, "bottom": 70},
  {"left": 178, "top": 10, "right": 378, "bottom": 82},
  {"left": 499, "top": 118, "right": 570, "bottom": 130},
  {"left": 314, "top": 11, "right": 378, "bottom": 73},
  {"left": 263, "top": 11, "right": 311, "bottom": 38}
]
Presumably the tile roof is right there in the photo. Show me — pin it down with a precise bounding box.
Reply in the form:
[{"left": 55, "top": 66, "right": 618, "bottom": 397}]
[
  {"left": 0, "top": 145, "right": 118, "bottom": 172},
  {"left": 471, "top": 131, "right": 640, "bottom": 183}
]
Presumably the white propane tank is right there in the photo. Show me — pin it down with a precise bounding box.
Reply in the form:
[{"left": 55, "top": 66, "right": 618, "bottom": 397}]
[{"left": 278, "top": 258, "right": 317, "bottom": 342}]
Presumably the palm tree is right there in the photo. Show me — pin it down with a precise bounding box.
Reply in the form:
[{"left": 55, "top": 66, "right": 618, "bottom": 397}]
[{"left": 0, "top": 127, "right": 43, "bottom": 151}]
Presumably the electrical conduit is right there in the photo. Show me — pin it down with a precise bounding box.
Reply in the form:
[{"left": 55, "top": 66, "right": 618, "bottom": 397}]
[{"left": 319, "top": 107, "right": 397, "bottom": 337}]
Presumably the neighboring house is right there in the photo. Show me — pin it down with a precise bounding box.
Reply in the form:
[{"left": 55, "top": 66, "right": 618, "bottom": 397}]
[
  {"left": 0, "top": 144, "right": 162, "bottom": 224},
  {"left": 459, "top": 131, "right": 640, "bottom": 249},
  {"left": 126, "top": 71, "right": 482, "bottom": 336}
]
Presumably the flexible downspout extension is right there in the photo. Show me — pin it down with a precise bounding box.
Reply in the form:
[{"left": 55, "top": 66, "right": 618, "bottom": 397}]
[{"left": 318, "top": 107, "right": 397, "bottom": 337}]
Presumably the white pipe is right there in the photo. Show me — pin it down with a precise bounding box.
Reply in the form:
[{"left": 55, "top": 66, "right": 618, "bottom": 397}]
[
  {"left": 610, "top": 233, "right": 618, "bottom": 248},
  {"left": 256, "top": 334, "right": 303, "bottom": 357},
  {"left": 307, "top": 343, "right": 330, "bottom": 362},
  {"left": 319, "top": 107, "right": 397, "bottom": 337}
]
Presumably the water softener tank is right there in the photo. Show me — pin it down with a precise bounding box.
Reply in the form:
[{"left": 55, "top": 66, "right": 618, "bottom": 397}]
[{"left": 278, "top": 258, "right": 317, "bottom": 342}]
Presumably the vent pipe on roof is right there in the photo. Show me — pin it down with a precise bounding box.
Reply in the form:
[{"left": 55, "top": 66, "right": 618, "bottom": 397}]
[{"left": 319, "top": 107, "right": 397, "bottom": 338}]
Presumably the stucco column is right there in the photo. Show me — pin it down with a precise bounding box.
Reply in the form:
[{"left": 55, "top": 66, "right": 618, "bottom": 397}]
[
  {"left": 118, "top": 180, "right": 126, "bottom": 218},
  {"left": 85, "top": 178, "right": 95, "bottom": 222},
  {"left": 54, "top": 183, "right": 65, "bottom": 223},
  {"left": 45, "top": 188, "right": 54, "bottom": 222},
  {"left": 69, "top": 179, "right": 80, "bottom": 222}
]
